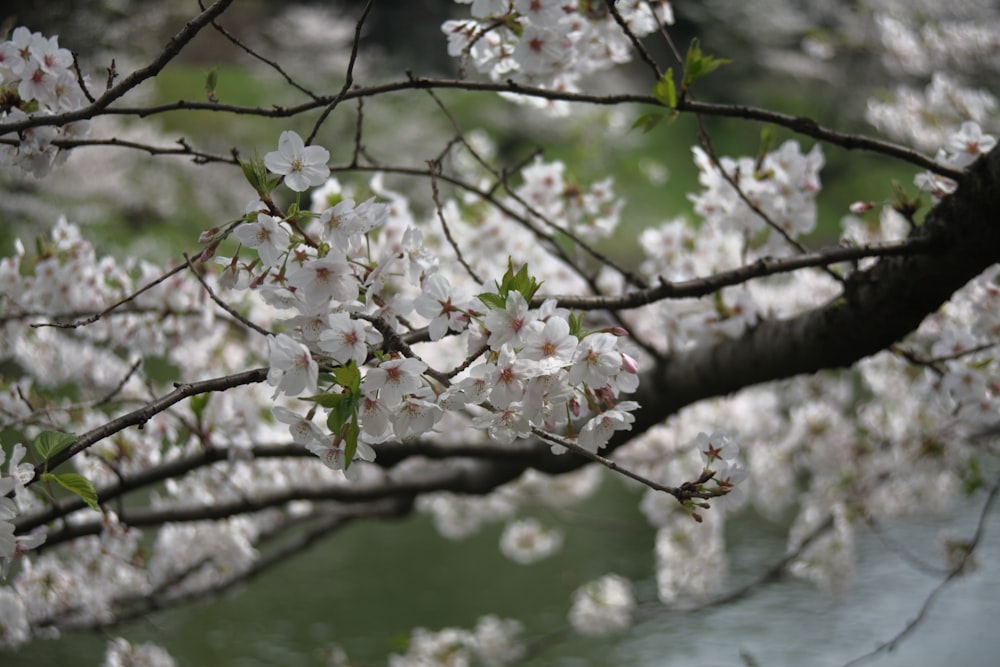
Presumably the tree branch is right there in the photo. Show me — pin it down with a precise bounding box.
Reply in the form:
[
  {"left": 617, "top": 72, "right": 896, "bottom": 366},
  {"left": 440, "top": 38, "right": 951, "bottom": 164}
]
[
  {"left": 656, "top": 147, "right": 1000, "bottom": 414},
  {"left": 25, "top": 368, "right": 269, "bottom": 485}
]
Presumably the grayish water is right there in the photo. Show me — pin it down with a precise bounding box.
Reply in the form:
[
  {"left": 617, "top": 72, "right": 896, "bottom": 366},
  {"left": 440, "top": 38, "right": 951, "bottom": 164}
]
[{"left": 3, "top": 482, "right": 998, "bottom": 666}]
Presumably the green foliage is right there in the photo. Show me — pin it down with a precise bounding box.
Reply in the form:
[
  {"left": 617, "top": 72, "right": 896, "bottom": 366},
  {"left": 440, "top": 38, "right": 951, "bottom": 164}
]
[
  {"left": 30, "top": 430, "right": 76, "bottom": 462},
  {"left": 204, "top": 68, "right": 218, "bottom": 103},
  {"left": 653, "top": 68, "right": 677, "bottom": 109},
  {"left": 239, "top": 152, "right": 279, "bottom": 197},
  {"left": 189, "top": 393, "right": 211, "bottom": 420},
  {"left": 30, "top": 430, "right": 100, "bottom": 510},
  {"left": 639, "top": 70, "right": 679, "bottom": 133},
  {"left": 41, "top": 472, "right": 99, "bottom": 511},
  {"left": 305, "top": 361, "right": 363, "bottom": 469},
  {"left": 631, "top": 111, "right": 671, "bottom": 133},
  {"left": 478, "top": 259, "right": 543, "bottom": 309},
  {"left": 682, "top": 38, "right": 731, "bottom": 93}
]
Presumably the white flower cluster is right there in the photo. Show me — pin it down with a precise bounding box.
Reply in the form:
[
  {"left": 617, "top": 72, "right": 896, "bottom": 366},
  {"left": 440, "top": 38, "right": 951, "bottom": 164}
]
[
  {"left": 696, "top": 430, "right": 747, "bottom": 508},
  {"left": 417, "top": 466, "right": 602, "bottom": 541},
  {"left": 515, "top": 158, "right": 622, "bottom": 242},
  {"left": 388, "top": 615, "right": 525, "bottom": 667},
  {"left": 865, "top": 73, "right": 997, "bottom": 152},
  {"left": 631, "top": 429, "right": 739, "bottom": 603},
  {"left": 0, "top": 445, "right": 42, "bottom": 579},
  {"left": 0, "top": 27, "right": 91, "bottom": 177},
  {"left": 567, "top": 573, "right": 636, "bottom": 636},
  {"left": 443, "top": 0, "right": 674, "bottom": 113},
  {"left": 499, "top": 516, "right": 563, "bottom": 563},
  {"left": 914, "top": 121, "right": 997, "bottom": 197},
  {"left": 689, "top": 140, "right": 824, "bottom": 252},
  {"left": 1, "top": 218, "right": 221, "bottom": 403},
  {"left": 874, "top": 11, "right": 1000, "bottom": 78},
  {"left": 634, "top": 140, "right": 833, "bottom": 353},
  {"left": 229, "top": 132, "right": 640, "bottom": 476},
  {"left": 102, "top": 637, "right": 177, "bottom": 667}
]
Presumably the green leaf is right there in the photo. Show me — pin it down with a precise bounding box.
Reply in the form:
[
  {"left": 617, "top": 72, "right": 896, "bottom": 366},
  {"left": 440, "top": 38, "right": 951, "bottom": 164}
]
[
  {"left": 204, "top": 68, "right": 218, "bottom": 102},
  {"left": 239, "top": 152, "right": 272, "bottom": 197},
  {"left": 189, "top": 393, "right": 211, "bottom": 419},
  {"left": 32, "top": 430, "right": 76, "bottom": 461},
  {"left": 631, "top": 112, "right": 671, "bottom": 133},
  {"left": 304, "top": 392, "right": 345, "bottom": 409},
  {"left": 327, "top": 392, "right": 359, "bottom": 435},
  {"left": 332, "top": 361, "right": 361, "bottom": 393},
  {"left": 477, "top": 292, "right": 506, "bottom": 310},
  {"left": 682, "top": 39, "right": 731, "bottom": 91},
  {"left": 480, "top": 259, "right": 542, "bottom": 308},
  {"left": 342, "top": 418, "right": 360, "bottom": 470},
  {"left": 500, "top": 260, "right": 542, "bottom": 301},
  {"left": 653, "top": 68, "right": 677, "bottom": 108},
  {"left": 759, "top": 126, "right": 776, "bottom": 153},
  {"left": 42, "top": 472, "right": 99, "bottom": 511}
]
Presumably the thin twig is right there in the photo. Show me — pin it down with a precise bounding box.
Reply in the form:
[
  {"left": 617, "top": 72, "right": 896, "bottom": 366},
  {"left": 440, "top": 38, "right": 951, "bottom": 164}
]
[
  {"left": 606, "top": 0, "right": 662, "bottom": 79},
  {"left": 183, "top": 253, "right": 272, "bottom": 337},
  {"left": 429, "top": 160, "right": 484, "bottom": 285},
  {"left": 532, "top": 427, "right": 720, "bottom": 505},
  {"left": 31, "top": 261, "right": 192, "bottom": 329},
  {"left": 303, "top": 0, "right": 375, "bottom": 146},
  {"left": 201, "top": 0, "right": 321, "bottom": 101},
  {"left": 4, "top": 76, "right": 962, "bottom": 179},
  {"left": 841, "top": 476, "right": 1000, "bottom": 667}
]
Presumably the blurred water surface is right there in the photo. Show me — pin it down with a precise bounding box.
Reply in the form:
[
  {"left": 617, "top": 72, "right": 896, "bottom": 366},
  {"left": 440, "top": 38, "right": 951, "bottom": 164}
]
[{"left": 4, "top": 480, "right": 998, "bottom": 666}]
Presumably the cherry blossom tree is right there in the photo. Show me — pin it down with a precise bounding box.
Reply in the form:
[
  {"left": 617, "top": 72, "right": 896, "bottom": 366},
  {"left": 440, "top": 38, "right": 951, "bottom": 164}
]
[{"left": 1, "top": 1, "right": 999, "bottom": 665}]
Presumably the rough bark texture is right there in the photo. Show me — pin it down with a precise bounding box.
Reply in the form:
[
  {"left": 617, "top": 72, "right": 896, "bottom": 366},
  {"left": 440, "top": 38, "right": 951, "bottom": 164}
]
[{"left": 657, "top": 145, "right": 1000, "bottom": 415}]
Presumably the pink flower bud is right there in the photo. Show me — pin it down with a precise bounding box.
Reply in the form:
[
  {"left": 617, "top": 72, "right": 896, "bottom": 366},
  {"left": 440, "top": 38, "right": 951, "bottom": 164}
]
[
  {"left": 197, "top": 240, "right": 219, "bottom": 262},
  {"left": 849, "top": 201, "right": 873, "bottom": 215},
  {"left": 199, "top": 227, "right": 220, "bottom": 244},
  {"left": 569, "top": 397, "right": 581, "bottom": 418},
  {"left": 249, "top": 269, "right": 269, "bottom": 289},
  {"left": 620, "top": 352, "right": 639, "bottom": 374}
]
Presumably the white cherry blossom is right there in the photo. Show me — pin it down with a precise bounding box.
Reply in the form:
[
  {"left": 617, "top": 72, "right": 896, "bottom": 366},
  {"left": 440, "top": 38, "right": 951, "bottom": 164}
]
[
  {"left": 234, "top": 214, "right": 291, "bottom": 268},
  {"left": 266, "top": 333, "right": 318, "bottom": 399},
  {"left": 362, "top": 357, "right": 427, "bottom": 406},
  {"left": 318, "top": 312, "right": 382, "bottom": 367},
  {"left": 264, "top": 130, "right": 330, "bottom": 192},
  {"left": 520, "top": 316, "right": 577, "bottom": 371},
  {"left": 577, "top": 401, "right": 638, "bottom": 452}
]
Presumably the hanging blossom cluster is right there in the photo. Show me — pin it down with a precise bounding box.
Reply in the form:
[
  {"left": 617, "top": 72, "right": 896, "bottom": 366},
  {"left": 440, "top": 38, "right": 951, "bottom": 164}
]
[
  {"left": 101, "top": 637, "right": 177, "bottom": 667},
  {"left": 865, "top": 72, "right": 997, "bottom": 152},
  {"left": 567, "top": 573, "right": 637, "bottom": 637},
  {"left": 0, "top": 27, "right": 91, "bottom": 177},
  {"left": 914, "top": 121, "right": 998, "bottom": 198},
  {"left": 689, "top": 140, "right": 824, "bottom": 251},
  {"left": 387, "top": 615, "right": 525, "bottom": 667},
  {"left": 0, "top": 446, "right": 41, "bottom": 578},
  {"left": 632, "top": 139, "right": 831, "bottom": 353},
  {"left": 443, "top": 0, "right": 674, "bottom": 113},
  {"left": 215, "top": 130, "right": 640, "bottom": 477},
  {"left": 854, "top": 4, "right": 1000, "bottom": 182}
]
